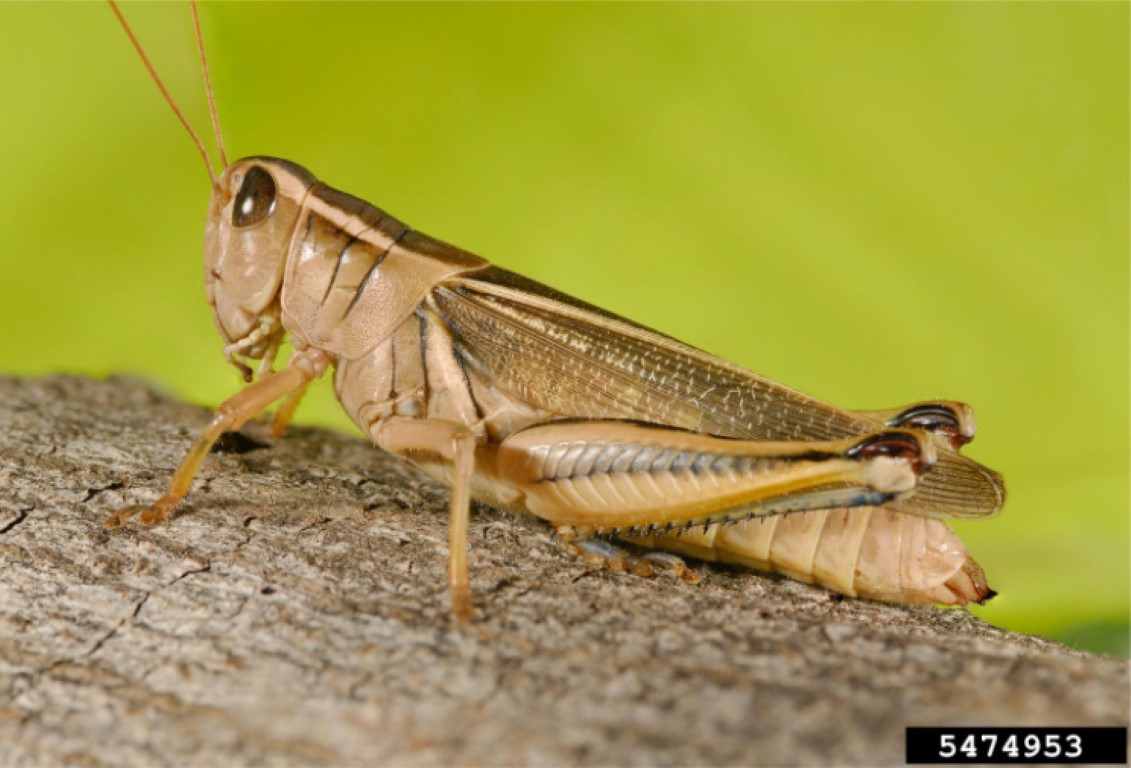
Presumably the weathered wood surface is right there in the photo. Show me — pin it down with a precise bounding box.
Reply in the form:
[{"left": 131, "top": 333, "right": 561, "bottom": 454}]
[{"left": 0, "top": 374, "right": 1126, "bottom": 766}]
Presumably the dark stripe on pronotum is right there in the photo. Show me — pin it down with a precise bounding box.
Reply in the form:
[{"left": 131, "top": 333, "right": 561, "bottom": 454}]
[
  {"left": 322, "top": 234, "right": 357, "bottom": 302},
  {"left": 342, "top": 227, "right": 411, "bottom": 318}
]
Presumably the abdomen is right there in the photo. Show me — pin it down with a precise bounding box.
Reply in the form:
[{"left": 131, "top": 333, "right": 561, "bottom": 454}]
[{"left": 629, "top": 507, "right": 992, "bottom": 606}]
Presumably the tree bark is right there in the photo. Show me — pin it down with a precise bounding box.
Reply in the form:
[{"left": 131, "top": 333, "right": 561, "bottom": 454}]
[{"left": 0, "top": 375, "right": 1126, "bottom": 766}]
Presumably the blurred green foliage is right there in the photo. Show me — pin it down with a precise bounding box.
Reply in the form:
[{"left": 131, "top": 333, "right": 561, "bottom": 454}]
[{"left": 0, "top": 3, "right": 1125, "bottom": 655}]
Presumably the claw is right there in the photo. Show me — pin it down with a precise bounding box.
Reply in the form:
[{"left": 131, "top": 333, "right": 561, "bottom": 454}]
[{"left": 104, "top": 506, "right": 139, "bottom": 529}]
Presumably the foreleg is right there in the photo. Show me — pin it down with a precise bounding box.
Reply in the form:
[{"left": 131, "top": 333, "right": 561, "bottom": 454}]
[
  {"left": 270, "top": 381, "right": 311, "bottom": 437},
  {"left": 107, "top": 349, "right": 331, "bottom": 527}
]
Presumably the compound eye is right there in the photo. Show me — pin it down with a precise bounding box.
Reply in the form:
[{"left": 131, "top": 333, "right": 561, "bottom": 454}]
[{"left": 232, "top": 166, "right": 277, "bottom": 227}]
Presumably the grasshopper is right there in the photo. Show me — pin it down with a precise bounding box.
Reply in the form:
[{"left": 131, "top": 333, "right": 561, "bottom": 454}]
[{"left": 107, "top": 3, "right": 1004, "bottom": 619}]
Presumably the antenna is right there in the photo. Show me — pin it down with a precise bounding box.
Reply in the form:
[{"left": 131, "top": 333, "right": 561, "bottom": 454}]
[
  {"left": 108, "top": 0, "right": 220, "bottom": 186},
  {"left": 191, "top": 0, "right": 228, "bottom": 170}
]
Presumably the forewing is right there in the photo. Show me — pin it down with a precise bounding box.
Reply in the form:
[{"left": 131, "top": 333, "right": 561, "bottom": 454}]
[{"left": 430, "top": 266, "right": 1003, "bottom": 519}]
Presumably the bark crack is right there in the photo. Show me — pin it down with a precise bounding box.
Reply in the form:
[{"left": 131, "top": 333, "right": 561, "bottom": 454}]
[
  {"left": 0, "top": 506, "right": 31, "bottom": 534},
  {"left": 84, "top": 591, "right": 151, "bottom": 660},
  {"left": 80, "top": 481, "right": 126, "bottom": 503}
]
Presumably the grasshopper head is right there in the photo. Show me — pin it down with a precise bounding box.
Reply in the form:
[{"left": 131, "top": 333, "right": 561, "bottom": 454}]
[{"left": 204, "top": 157, "right": 318, "bottom": 375}]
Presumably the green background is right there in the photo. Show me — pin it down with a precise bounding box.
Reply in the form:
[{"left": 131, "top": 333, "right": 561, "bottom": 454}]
[{"left": 0, "top": 3, "right": 1126, "bottom": 655}]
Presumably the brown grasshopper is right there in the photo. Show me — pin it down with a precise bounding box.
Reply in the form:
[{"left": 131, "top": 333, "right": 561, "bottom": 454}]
[{"left": 106, "top": 3, "right": 1004, "bottom": 619}]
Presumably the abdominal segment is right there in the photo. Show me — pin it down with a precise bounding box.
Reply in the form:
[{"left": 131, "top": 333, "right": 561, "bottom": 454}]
[{"left": 627, "top": 507, "right": 992, "bottom": 606}]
